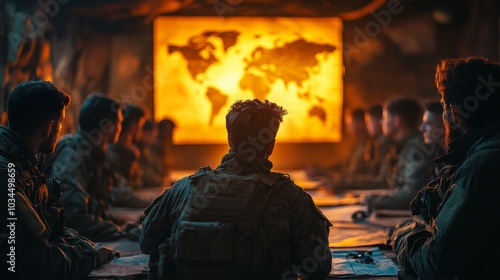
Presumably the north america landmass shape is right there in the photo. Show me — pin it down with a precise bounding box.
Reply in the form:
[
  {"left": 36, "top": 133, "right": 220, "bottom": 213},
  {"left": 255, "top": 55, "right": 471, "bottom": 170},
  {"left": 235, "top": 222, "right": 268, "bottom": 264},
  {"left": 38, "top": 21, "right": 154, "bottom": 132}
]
[{"left": 167, "top": 31, "right": 337, "bottom": 126}]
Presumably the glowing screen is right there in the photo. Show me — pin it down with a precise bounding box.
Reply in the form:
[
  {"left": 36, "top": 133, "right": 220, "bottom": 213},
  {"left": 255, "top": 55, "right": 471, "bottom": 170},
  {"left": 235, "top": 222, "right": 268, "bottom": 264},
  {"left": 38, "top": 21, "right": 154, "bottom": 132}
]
[{"left": 154, "top": 16, "right": 343, "bottom": 144}]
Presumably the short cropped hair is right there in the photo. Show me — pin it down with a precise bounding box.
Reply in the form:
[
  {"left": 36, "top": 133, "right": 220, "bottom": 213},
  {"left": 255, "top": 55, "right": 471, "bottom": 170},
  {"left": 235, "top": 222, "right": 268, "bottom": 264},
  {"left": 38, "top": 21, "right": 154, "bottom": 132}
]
[
  {"left": 385, "top": 97, "right": 423, "bottom": 129},
  {"left": 121, "top": 103, "right": 145, "bottom": 132},
  {"left": 226, "top": 99, "right": 287, "bottom": 156},
  {"left": 351, "top": 108, "right": 365, "bottom": 122},
  {"left": 157, "top": 118, "right": 176, "bottom": 132},
  {"left": 424, "top": 101, "right": 443, "bottom": 117},
  {"left": 78, "top": 93, "right": 121, "bottom": 132},
  {"left": 7, "top": 80, "right": 70, "bottom": 135},
  {"left": 435, "top": 56, "right": 500, "bottom": 128},
  {"left": 143, "top": 119, "right": 156, "bottom": 131},
  {"left": 367, "top": 104, "right": 383, "bottom": 120}
]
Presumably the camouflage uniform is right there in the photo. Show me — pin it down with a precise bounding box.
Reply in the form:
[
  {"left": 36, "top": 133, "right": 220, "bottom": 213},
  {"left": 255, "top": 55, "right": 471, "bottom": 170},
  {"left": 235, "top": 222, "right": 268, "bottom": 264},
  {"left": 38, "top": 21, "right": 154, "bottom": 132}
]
[
  {"left": 0, "top": 126, "right": 98, "bottom": 279},
  {"left": 140, "top": 152, "right": 332, "bottom": 279},
  {"left": 149, "top": 140, "right": 171, "bottom": 183},
  {"left": 107, "top": 143, "right": 141, "bottom": 188},
  {"left": 107, "top": 143, "right": 152, "bottom": 207},
  {"left": 136, "top": 142, "right": 165, "bottom": 188},
  {"left": 364, "top": 135, "right": 392, "bottom": 176},
  {"left": 366, "top": 131, "right": 439, "bottom": 211},
  {"left": 45, "top": 131, "right": 123, "bottom": 241}
]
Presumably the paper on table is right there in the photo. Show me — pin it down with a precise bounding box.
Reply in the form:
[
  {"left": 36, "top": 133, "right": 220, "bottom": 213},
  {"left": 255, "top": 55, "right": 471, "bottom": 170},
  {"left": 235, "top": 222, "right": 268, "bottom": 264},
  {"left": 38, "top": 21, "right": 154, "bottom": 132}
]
[
  {"left": 330, "top": 247, "right": 399, "bottom": 278},
  {"left": 89, "top": 254, "right": 149, "bottom": 277}
]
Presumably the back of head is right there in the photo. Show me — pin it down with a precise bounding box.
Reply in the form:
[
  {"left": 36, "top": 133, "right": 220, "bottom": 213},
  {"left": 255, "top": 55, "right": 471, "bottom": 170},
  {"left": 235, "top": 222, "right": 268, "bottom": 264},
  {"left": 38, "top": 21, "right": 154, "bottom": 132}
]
[
  {"left": 157, "top": 118, "right": 176, "bottom": 141},
  {"left": 351, "top": 108, "right": 366, "bottom": 123},
  {"left": 7, "top": 80, "right": 70, "bottom": 136},
  {"left": 226, "top": 99, "right": 287, "bottom": 156},
  {"left": 385, "top": 96, "right": 423, "bottom": 130},
  {"left": 78, "top": 93, "right": 121, "bottom": 132},
  {"left": 435, "top": 56, "right": 500, "bottom": 128},
  {"left": 121, "top": 103, "right": 146, "bottom": 132},
  {"left": 368, "top": 104, "right": 383, "bottom": 120},
  {"left": 157, "top": 118, "right": 175, "bottom": 132},
  {"left": 143, "top": 119, "right": 156, "bottom": 132}
]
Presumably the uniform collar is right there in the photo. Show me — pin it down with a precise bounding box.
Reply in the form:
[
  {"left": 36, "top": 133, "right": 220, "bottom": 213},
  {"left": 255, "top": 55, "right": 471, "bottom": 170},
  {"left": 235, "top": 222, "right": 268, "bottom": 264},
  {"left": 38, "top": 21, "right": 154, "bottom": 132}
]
[
  {"left": 436, "top": 122, "right": 500, "bottom": 165},
  {"left": 217, "top": 150, "right": 273, "bottom": 175},
  {"left": 74, "top": 130, "right": 107, "bottom": 164},
  {"left": 0, "top": 125, "right": 38, "bottom": 167},
  {"left": 394, "top": 130, "right": 421, "bottom": 153}
]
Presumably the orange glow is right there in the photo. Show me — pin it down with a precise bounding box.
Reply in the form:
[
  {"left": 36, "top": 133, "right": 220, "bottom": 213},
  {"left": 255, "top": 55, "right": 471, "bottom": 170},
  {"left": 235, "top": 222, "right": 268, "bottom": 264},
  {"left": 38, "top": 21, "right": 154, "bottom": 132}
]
[{"left": 154, "top": 16, "right": 343, "bottom": 144}]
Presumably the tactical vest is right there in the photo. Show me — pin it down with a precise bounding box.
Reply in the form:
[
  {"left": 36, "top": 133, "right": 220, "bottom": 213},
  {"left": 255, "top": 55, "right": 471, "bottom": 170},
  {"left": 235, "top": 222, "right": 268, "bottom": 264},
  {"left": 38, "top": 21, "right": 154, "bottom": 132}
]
[{"left": 159, "top": 169, "right": 285, "bottom": 280}]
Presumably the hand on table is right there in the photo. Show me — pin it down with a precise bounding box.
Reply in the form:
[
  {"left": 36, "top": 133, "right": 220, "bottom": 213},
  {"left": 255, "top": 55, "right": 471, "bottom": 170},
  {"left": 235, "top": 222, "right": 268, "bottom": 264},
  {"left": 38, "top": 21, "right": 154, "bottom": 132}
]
[
  {"left": 95, "top": 243, "right": 120, "bottom": 267},
  {"left": 123, "top": 222, "right": 141, "bottom": 241}
]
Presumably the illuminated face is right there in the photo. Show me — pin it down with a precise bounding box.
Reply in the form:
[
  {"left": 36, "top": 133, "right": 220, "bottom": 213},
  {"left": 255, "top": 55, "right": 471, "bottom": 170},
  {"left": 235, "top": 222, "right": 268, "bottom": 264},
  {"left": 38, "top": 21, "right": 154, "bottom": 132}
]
[
  {"left": 40, "top": 109, "right": 65, "bottom": 154},
  {"left": 109, "top": 111, "right": 123, "bottom": 144},
  {"left": 365, "top": 114, "right": 382, "bottom": 137},
  {"left": 382, "top": 109, "right": 395, "bottom": 139},
  {"left": 140, "top": 127, "right": 157, "bottom": 145},
  {"left": 344, "top": 113, "right": 354, "bottom": 137},
  {"left": 419, "top": 111, "right": 445, "bottom": 145},
  {"left": 133, "top": 117, "right": 146, "bottom": 143}
]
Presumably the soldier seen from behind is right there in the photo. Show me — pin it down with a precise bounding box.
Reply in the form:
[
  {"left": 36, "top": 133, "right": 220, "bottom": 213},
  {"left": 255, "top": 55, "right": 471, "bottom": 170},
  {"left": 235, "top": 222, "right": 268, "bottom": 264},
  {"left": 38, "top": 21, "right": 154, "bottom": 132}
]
[{"left": 140, "top": 99, "right": 332, "bottom": 279}]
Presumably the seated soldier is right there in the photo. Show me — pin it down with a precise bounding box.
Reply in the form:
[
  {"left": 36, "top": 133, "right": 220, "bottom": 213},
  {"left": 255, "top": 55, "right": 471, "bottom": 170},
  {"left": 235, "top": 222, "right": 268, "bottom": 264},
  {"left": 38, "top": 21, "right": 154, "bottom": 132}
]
[
  {"left": 391, "top": 57, "right": 500, "bottom": 280},
  {"left": 107, "top": 103, "right": 152, "bottom": 207},
  {"left": 364, "top": 104, "right": 392, "bottom": 176},
  {"left": 326, "top": 97, "right": 438, "bottom": 213},
  {"left": 149, "top": 118, "right": 176, "bottom": 185},
  {"left": 0, "top": 81, "right": 115, "bottom": 279},
  {"left": 307, "top": 108, "right": 371, "bottom": 178},
  {"left": 140, "top": 99, "right": 332, "bottom": 279},
  {"left": 46, "top": 93, "right": 142, "bottom": 241},
  {"left": 135, "top": 119, "right": 166, "bottom": 188},
  {"left": 365, "top": 97, "right": 439, "bottom": 212}
]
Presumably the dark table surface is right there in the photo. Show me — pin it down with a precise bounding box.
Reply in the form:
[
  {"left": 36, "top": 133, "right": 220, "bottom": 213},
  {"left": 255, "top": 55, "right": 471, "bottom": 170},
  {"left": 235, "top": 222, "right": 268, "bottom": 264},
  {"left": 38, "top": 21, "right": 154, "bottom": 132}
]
[{"left": 88, "top": 170, "right": 405, "bottom": 279}]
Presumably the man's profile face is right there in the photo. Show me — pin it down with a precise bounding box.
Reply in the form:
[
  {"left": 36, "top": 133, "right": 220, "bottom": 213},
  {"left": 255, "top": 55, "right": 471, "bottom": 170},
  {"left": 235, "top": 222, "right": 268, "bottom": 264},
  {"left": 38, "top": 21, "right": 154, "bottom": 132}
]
[
  {"left": 419, "top": 111, "right": 444, "bottom": 145},
  {"left": 382, "top": 109, "right": 395, "bottom": 139},
  {"left": 109, "top": 111, "right": 123, "bottom": 144},
  {"left": 365, "top": 114, "right": 382, "bottom": 137},
  {"left": 132, "top": 117, "right": 146, "bottom": 143},
  {"left": 40, "top": 109, "right": 65, "bottom": 154}
]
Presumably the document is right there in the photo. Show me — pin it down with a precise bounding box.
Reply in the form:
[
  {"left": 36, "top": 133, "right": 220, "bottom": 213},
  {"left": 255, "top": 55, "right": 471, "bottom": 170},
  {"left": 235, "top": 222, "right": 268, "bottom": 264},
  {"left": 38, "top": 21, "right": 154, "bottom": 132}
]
[
  {"left": 89, "top": 254, "right": 149, "bottom": 277},
  {"left": 330, "top": 247, "right": 399, "bottom": 278}
]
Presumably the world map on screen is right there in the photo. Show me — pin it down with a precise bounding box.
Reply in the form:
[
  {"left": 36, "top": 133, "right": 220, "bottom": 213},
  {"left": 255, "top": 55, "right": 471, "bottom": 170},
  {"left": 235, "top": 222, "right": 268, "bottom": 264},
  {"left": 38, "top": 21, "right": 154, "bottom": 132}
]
[{"left": 154, "top": 17, "right": 343, "bottom": 144}]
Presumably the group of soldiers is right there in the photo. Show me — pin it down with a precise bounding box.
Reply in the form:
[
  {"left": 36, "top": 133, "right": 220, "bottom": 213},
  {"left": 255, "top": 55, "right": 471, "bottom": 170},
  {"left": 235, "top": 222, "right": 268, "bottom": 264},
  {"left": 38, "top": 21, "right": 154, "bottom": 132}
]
[{"left": 2, "top": 56, "right": 500, "bottom": 279}]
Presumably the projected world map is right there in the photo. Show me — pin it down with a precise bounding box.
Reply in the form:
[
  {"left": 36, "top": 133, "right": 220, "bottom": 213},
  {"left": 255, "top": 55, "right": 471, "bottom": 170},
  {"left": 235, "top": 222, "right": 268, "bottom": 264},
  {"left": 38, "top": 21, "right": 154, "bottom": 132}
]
[{"left": 154, "top": 17, "right": 343, "bottom": 144}]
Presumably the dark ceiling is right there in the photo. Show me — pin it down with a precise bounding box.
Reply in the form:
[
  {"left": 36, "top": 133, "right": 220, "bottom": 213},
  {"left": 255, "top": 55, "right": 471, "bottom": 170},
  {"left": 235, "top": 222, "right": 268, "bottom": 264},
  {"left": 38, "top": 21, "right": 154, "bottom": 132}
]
[{"left": 11, "top": 0, "right": 468, "bottom": 21}]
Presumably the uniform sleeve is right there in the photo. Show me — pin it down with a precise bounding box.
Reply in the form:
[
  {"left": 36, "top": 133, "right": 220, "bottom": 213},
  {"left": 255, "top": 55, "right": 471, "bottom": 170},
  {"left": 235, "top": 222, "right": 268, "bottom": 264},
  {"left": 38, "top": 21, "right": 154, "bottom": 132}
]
[
  {"left": 289, "top": 190, "right": 332, "bottom": 278},
  {"left": 16, "top": 231, "right": 99, "bottom": 280},
  {"left": 404, "top": 157, "right": 500, "bottom": 279},
  {"left": 0, "top": 160, "right": 99, "bottom": 280},
  {"left": 139, "top": 179, "right": 190, "bottom": 254},
  {"left": 48, "top": 147, "right": 123, "bottom": 241},
  {"left": 367, "top": 143, "right": 435, "bottom": 212}
]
